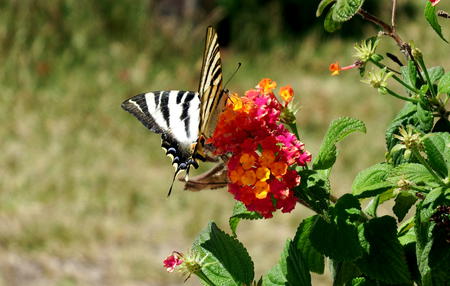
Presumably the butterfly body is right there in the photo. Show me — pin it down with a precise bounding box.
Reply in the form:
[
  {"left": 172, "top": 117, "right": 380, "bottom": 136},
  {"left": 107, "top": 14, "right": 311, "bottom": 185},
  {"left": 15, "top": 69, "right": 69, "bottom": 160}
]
[{"left": 121, "top": 27, "right": 226, "bottom": 194}]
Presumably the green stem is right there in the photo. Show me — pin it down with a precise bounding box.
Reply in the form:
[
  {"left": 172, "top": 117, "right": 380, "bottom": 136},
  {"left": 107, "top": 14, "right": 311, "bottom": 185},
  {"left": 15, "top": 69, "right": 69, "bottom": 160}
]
[
  {"left": 385, "top": 88, "right": 419, "bottom": 103},
  {"left": 370, "top": 59, "right": 421, "bottom": 95},
  {"left": 411, "top": 149, "right": 446, "bottom": 187},
  {"left": 195, "top": 270, "right": 217, "bottom": 286},
  {"left": 416, "top": 56, "right": 437, "bottom": 98}
]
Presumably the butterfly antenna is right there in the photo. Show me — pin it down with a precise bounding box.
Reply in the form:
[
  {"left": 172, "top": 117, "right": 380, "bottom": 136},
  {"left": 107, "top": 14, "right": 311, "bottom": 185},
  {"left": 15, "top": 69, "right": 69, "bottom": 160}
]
[
  {"left": 167, "top": 168, "right": 182, "bottom": 197},
  {"left": 223, "top": 62, "right": 241, "bottom": 91}
]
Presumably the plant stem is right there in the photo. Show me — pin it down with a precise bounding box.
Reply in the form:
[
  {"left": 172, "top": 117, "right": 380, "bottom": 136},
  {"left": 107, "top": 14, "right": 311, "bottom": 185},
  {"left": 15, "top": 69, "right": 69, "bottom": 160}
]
[
  {"left": 369, "top": 59, "right": 421, "bottom": 95},
  {"left": 357, "top": 9, "right": 405, "bottom": 55},
  {"left": 196, "top": 270, "right": 217, "bottom": 286},
  {"left": 411, "top": 149, "right": 446, "bottom": 187},
  {"left": 416, "top": 56, "right": 438, "bottom": 98},
  {"left": 391, "top": 0, "right": 397, "bottom": 28},
  {"left": 385, "top": 88, "right": 419, "bottom": 103}
]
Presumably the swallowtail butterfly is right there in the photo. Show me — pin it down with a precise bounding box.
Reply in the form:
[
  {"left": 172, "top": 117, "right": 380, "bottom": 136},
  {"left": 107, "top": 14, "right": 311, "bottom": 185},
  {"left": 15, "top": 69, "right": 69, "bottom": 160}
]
[{"left": 121, "top": 27, "right": 227, "bottom": 195}]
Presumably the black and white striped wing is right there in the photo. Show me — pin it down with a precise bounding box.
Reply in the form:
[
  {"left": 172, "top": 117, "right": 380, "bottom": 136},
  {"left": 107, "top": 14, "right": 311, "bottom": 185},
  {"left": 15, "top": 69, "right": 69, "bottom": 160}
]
[
  {"left": 121, "top": 90, "right": 200, "bottom": 169},
  {"left": 198, "top": 26, "right": 227, "bottom": 139}
]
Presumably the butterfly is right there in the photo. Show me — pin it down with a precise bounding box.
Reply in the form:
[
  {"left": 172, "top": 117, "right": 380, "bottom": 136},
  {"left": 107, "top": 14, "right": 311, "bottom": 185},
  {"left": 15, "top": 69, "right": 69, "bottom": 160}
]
[{"left": 121, "top": 27, "right": 227, "bottom": 195}]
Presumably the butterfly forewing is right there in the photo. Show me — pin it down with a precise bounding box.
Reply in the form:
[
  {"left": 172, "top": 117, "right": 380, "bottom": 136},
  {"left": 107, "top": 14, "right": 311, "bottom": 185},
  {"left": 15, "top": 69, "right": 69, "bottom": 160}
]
[
  {"left": 198, "top": 27, "right": 227, "bottom": 138},
  {"left": 121, "top": 90, "right": 200, "bottom": 168}
]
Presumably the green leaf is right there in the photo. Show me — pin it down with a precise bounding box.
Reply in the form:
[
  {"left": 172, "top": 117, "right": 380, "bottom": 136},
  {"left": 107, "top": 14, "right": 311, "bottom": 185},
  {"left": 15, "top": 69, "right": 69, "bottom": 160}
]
[
  {"left": 311, "top": 195, "right": 363, "bottom": 261},
  {"left": 293, "top": 216, "right": 324, "bottom": 274},
  {"left": 324, "top": 6, "right": 342, "bottom": 32},
  {"left": 316, "top": 0, "right": 336, "bottom": 17},
  {"left": 262, "top": 239, "right": 311, "bottom": 286},
  {"left": 310, "top": 215, "right": 362, "bottom": 261},
  {"left": 393, "top": 191, "right": 418, "bottom": 222},
  {"left": 314, "top": 117, "right": 366, "bottom": 170},
  {"left": 424, "top": 1, "right": 448, "bottom": 43},
  {"left": 352, "top": 163, "right": 394, "bottom": 198},
  {"left": 357, "top": 216, "right": 412, "bottom": 284},
  {"left": 423, "top": 66, "right": 445, "bottom": 84},
  {"left": 295, "top": 170, "right": 330, "bottom": 214},
  {"left": 400, "top": 61, "right": 417, "bottom": 93},
  {"left": 423, "top": 132, "right": 450, "bottom": 178},
  {"left": 388, "top": 163, "right": 438, "bottom": 185},
  {"left": 438, "top": 71, "right": 450, "bottom": 94},
  {"left": 229, "top": 202, "right": 263, "bottom": 236},
  {"left": 415, "top": 191, "right": 450, "bottom": 285},
  {"left": 332, "top": 0, "right": 365, "bottom": 22},
  {"left": 330, "top": 260, "right": 361, "bottom": 286},
  {"left": 194, "top": 222, "right": 254, "bottom": 286},
  {"left": 398, "top": 217, "right": 416, "bottom": 246}
]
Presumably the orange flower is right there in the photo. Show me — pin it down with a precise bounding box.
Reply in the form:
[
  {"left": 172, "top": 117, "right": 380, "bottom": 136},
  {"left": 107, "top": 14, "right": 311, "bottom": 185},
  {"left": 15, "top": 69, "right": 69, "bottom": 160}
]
[
  {"left": 254, "top": 181, "right": 270, "bottom": 199},
  {"left": 329, "top": 62, "right": 358, "bottom": 76},
  {"left": 256, "top": 167, "right": 270, "bottom": 182},
  {"left": 279, "top": 85, "right": 294, "bottom": 104},
  {"left": 240, "top": 153, "right": 256, "bottom": 169},
  {"left": 241, "top": 170, "right": 256, "bottom": 185},
  {"left": 257, "top": 78, "right": 277, "bottom": 94},
  {"left": 270, "top": 161, "right": 288, "bottom": 177},
  {"left": 228, "top": 93, "right": 243, "bottom": 111},
  {"left": 229, "top": 166, "right": 244, "bottom": 184},
  {"left": 329, "top": 62, "right": 341, "bottom": 76},
  {"left": 259, "top": 150, "right": 276, "bottom": 167}
]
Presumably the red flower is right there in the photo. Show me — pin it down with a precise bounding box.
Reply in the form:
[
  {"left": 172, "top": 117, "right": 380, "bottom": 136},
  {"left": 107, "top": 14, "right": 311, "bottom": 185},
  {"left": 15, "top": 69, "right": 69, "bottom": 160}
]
[
  {"left": 209, "top": 80, "right": 311, "bottom": 218},
  {"left": 430, "top": 0, "right": 441, "bottom": 6},
  {"left": 163, "top": 252, "right": 183, "bottom": 272}
]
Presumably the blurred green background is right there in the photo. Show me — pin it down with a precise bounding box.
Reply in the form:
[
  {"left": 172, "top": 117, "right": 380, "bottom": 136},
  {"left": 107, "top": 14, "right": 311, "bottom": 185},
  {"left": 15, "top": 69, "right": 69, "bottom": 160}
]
[{"left": 0, "top": 0, "right": 449, "bottom": 285}]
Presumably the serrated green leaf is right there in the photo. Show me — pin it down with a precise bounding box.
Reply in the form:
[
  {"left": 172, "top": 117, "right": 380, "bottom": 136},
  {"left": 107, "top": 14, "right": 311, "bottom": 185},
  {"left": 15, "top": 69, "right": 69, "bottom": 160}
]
[
  {"left": 352, "top": 163, "right": 394, "bottom": 198},
  {"left": 330, "top": 260, "right": 360, "bottom": 286},
  {"left": 314, "top": 117, "right": 366, "bottom": 170},
  {"left": 438, "top": 71, "right": 450, "bottom": 94},
  {"left": 316, "top": 0, "right": 336, "bottom": 17},
  {"left": 393, "top": 191, "right": 418, "bottom": 222},
  {"left": 423, "top": 66, "right": 445, "bottom": 84},
  {"left": 424, "top": 2, "right": 448, "bottom": 43},
  {"left": 415, "top": 192, "right": 450, "bottom": 285},
  {"left": 357, "top": 216, "right": 412, "bottom": 284},
  {"left": 229, "top": 202, "right": 263, "bottom": 236},
  {"left": 388, "top": 163, "right": 438, "bottom": 185},
  {"left": 423, "top": 132, "right": 450, "bottom": 178},
  {"left": 416, "top": 103, "right": 433, "bottom": 131},
  {"left": 295, "top": 170, "right": 330, "bottom": 214},
  {"left": 262, "top": 239, "right": 311, "bottom": 286},
  {"left": 332, "top": 0, "right": 365, "bottom": 22},
  {"left": 324, "top": 6, "right": 342, "bottom": 32},
  {"left": 398, "top": 217, "right": 416, "bottom": 246},
  {"left": 294, "top": 216, "right": 324, "bottom": 274},
  {"left": 310, "top": 216, "right": 362, "bottom": 261},
  {"left": 310, "top": 196, "right": 363, "bottom": 262},
  {"left": 194, "top": 222, "right": 254, "bottom": 286}
]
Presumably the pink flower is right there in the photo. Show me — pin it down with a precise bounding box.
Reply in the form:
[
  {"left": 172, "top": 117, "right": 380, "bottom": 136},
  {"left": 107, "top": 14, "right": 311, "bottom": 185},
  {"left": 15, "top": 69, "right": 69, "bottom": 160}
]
[
  {"left": 163, "top": 252, "right": 183, "bottom": 272},
  {"left": 209, "top": 79, "right": 311, "bottom": 218},
  {"left": 430, "top": 0, "right": 441, "bottom": 6}
]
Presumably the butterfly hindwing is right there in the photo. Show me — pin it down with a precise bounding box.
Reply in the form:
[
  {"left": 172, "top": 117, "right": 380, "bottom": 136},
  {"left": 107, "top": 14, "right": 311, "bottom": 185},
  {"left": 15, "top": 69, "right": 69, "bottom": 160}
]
[{"left": 121, "top": 90, "right": 200, "bottom": 168}]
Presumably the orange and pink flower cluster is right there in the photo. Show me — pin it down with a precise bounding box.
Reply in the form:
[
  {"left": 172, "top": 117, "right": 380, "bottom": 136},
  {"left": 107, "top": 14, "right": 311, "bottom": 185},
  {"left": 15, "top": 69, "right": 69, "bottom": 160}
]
[{"left": 209, "top": 79, "right": 311, "bottom": 218}]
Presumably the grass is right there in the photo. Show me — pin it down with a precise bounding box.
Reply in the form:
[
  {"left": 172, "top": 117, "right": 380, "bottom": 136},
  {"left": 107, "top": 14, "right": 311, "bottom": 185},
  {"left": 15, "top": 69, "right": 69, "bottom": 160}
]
[{"left": 0, "top": 1, "right": 449, "bottom": 285}]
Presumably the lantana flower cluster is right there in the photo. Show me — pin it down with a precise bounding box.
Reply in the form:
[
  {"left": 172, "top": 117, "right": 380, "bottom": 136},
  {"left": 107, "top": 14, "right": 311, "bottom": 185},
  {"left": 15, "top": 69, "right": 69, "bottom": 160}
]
[{"left": 208, "top": 79, "right": 311, "bottom": 218}]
